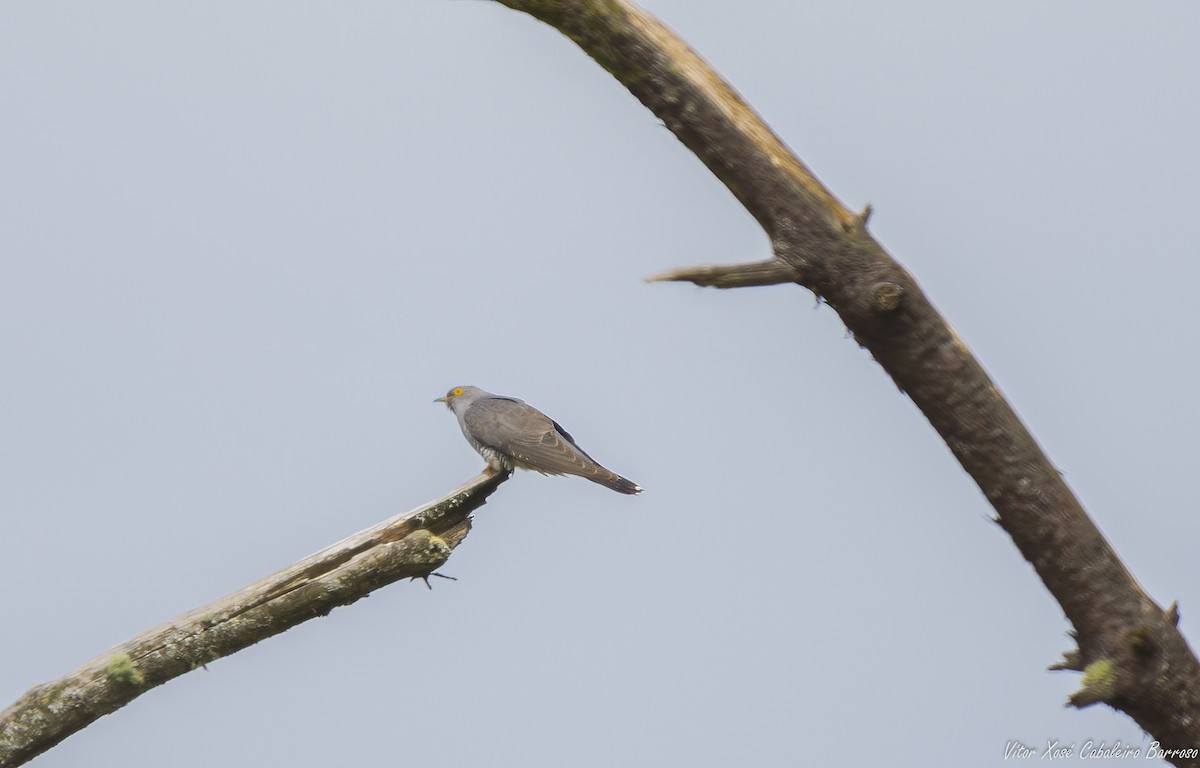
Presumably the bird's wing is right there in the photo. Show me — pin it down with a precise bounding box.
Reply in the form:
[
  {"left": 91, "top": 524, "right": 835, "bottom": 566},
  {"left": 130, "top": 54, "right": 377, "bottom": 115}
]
[
  {"left": 464, "top": 398, "right": 598, "bottom": 477},
  {"left": 548, "top": 419, "right": 603, "bottom": 464}
]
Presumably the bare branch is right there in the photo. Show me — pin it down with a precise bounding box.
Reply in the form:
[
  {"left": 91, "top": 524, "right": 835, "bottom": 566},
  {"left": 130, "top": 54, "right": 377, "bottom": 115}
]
[
  {"left": 494, "top": 0, "right": 1200, "bottom": 757},
  {"left": 0, "top": 472, "right": 509, "bottom": 767}
]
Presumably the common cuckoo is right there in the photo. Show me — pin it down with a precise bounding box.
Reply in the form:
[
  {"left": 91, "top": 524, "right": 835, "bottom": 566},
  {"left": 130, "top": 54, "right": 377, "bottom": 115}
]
[{"left": 436, "top": 386, "right": 642, "bottom": 495}]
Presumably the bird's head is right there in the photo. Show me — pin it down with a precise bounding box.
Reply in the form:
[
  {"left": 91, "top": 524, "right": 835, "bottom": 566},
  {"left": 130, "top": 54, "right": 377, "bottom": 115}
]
[{"left": 435, "top": 385, "right": 478, "bottom": 411}]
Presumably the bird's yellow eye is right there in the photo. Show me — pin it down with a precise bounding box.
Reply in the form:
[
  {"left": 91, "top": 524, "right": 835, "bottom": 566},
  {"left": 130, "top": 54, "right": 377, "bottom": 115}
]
[{"left": 452, "top": 387, "right": 464, "bottom": 397}]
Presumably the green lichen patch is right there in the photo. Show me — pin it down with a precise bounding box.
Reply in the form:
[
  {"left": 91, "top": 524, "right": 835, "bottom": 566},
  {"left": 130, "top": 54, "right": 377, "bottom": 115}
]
[
  {"left": 1081, "top": 658, "right": 1114, "bottom": 689},
  {"left": 105, "top": 654, "right": 145, "bottom": 686},
  {"left": 1069, "top": 658, "right": 1118, "bottom": 708}
]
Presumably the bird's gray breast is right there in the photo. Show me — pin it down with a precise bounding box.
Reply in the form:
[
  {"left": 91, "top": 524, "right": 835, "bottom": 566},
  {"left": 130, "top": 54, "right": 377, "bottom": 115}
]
[
  {"left": 457, "top": 416, "right": 511, "bottom": 470},
  {"left": 461, "top": 396, "right": 552, "bottom": 470},
  {"left": 474, "top": 443, "right": 512, "bottom": 472}
]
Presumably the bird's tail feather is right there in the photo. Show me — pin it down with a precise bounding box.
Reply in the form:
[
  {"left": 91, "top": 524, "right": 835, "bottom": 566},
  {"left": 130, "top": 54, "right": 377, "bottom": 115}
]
[{"left": 593, "top": 470, "right": 642, "bottom": 495}]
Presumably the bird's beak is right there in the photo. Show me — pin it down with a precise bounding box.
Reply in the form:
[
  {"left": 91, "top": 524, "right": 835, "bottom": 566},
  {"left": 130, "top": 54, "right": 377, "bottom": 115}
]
[{"left": 434, "top": 396, "right": 448, "bottom": 403}]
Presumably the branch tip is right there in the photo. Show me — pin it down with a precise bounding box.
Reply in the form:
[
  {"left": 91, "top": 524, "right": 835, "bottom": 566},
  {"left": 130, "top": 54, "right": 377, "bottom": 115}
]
[
  {"left": 646, "top": 259, "right": 798, "bottom": 289},
  {"left": 858, "top": 203, "right": 873, "bottom": 227}
]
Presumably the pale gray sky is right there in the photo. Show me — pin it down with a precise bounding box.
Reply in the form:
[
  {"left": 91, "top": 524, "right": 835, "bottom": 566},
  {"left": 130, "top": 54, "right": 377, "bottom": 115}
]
[{"left": 2, "top": 1, "right": 1198, "bottom": 766}]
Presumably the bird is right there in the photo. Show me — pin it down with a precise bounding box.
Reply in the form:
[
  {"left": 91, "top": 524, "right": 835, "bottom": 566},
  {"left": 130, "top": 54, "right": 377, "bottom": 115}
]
[{"left": 436, "top": 385, "right": 642, "bottom": 495}]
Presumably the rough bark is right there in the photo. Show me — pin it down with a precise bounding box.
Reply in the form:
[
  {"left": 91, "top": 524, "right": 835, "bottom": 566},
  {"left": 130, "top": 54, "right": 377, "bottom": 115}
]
[
  {"left": 493, "top": 1, "right": 1200, "bottom": 763},
  {"left": 0, "top": 472, "right": 508, "bottom": 768}
]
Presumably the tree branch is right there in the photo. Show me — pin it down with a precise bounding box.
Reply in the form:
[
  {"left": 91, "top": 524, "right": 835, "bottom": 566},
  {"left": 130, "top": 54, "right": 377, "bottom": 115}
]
[
  {"left": 0, "top": 471, "right": 509, "bottom": 768},
  {"left": 494, "top": 0, "right": 1200, "bottom": 759}
]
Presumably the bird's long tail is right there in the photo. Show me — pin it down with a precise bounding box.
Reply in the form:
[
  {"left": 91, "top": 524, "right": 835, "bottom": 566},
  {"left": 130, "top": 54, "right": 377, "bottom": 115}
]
[{"left": 589, "top": 468, "right": 642, "bottom": 495}]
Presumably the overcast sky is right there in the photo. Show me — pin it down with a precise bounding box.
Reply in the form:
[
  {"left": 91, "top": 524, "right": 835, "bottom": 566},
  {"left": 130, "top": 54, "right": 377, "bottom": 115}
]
[{"left": 2, "top": 1, "right": 1198, "bottom": 766}]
